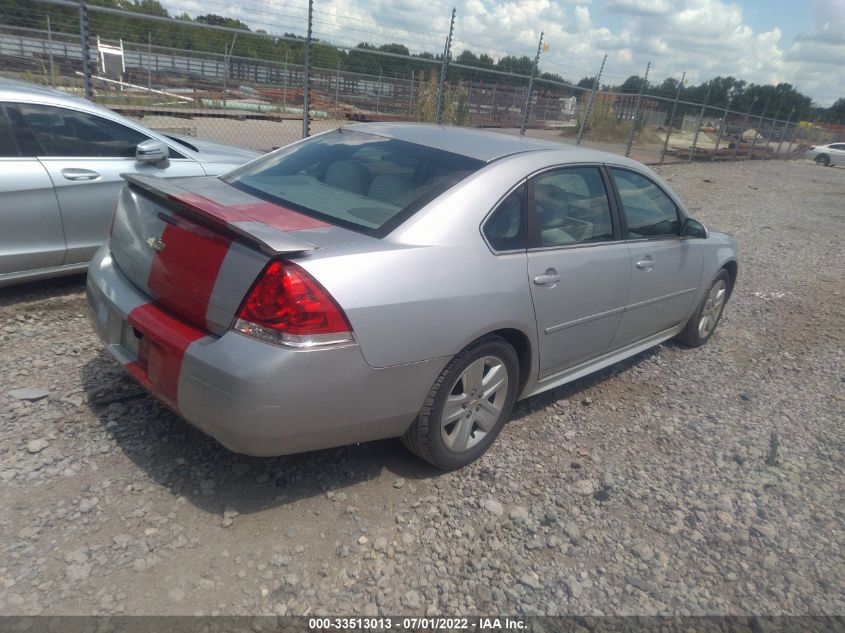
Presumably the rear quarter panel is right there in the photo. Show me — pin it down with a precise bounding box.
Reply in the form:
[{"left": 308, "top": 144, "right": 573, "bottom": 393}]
[{"left": 298, "top": 240, "right": 536, "bottom": 370}]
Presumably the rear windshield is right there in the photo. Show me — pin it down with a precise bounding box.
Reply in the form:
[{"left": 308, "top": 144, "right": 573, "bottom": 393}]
[{"left": 223, "top": 129, "right": 484, "bottom": 236}]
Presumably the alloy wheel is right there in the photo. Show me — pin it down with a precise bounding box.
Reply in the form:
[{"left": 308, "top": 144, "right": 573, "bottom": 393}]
[
  {"left": 698, "top": 279, "right": 727, "bottom": 339},
  {"left": 440, "top": 356, "right": 509, "bottom": 453}
]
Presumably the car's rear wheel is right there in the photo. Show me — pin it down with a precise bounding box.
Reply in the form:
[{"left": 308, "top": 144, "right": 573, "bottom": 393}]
[
  {"left": 677, "top": 269, "right": 731, "bottom": 347},
  {"left": 402, "top": 335, "right": 518, "bottom": 470},
  {"left": 815, "top": 154, "right": 831, "bottom": 166}
]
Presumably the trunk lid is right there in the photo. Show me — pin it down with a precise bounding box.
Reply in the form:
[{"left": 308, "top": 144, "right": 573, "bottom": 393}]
[{"left": 109, "top": 174, "right": 371, "bottom": 335}]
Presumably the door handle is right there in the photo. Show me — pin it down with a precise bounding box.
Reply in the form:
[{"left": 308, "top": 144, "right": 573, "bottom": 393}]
[
  {"left": 636, "top": 258, "right": 655, "bottom": 270},
  {"left": 61, "top": 168, "right": 101, "bottom": 182},
  {"left": 533, "top": 270, "right": 561, "bottom": 285}
]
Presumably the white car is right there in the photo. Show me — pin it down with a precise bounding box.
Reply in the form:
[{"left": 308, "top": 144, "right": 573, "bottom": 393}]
[{"left": 804, "top": 142, "right": 845, "bottom": 166}]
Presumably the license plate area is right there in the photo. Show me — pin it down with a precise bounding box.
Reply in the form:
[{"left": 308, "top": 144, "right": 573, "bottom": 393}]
[{"left": 120, "top": 320, "right": 142, "bottom": 360}]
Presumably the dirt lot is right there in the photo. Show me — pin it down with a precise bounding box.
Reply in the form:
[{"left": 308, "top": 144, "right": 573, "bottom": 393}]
[{"left": 0, "top": 160, "right": 843, "bottom": 617}]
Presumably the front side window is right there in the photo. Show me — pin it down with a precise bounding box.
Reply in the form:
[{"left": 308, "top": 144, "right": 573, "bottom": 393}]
[
  {"left": 531, "top": 166, "right": 615, "bottom": 247},
  {"left": 483, "top": 185, "right": 525, "bottom": 252},
  {"left": 17, "top": 103, "right": 149, "bottom": 158},
  {"left": 610, "top": 168, "right": 680, "bottom": 239},
  {"left": 223, "top": 129, "right": 484, "bottom": 236}
]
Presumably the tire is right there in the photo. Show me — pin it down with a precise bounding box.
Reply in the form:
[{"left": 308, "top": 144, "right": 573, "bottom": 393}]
[
  {"left": 677, "top": 269, "right": 731, "bottom": 347},
  {"left": 815, "top": 154, "right": 831, "bottom": 166},
  {"left": 401, "top": 335, "right": 519, "bottom": 470}
]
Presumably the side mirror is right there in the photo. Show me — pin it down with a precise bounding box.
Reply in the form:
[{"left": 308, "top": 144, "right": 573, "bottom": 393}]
[
  {"left": 681, "top": 217, "right": 708, "bottom": 239},
  {"left": 136, "top": 139, "right": 169, "bottom": 164}
]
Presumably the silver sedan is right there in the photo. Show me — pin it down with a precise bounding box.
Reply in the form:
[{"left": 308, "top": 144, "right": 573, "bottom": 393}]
[
  {"left": 0, "top": 78, "right": 260, "bottom": 285},
  {"left": 87, "top": 123, "right": 738, "bottom": 470}
]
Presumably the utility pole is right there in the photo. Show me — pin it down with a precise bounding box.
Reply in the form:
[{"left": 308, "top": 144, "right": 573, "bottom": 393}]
[
  {"left": 147, "top": 32, "right": 152, "bottom": 94},
  {"left": 711, "top": 87, "right": 737, "bottom": 161},
  {"left": 659, "top": 71, "right": 684, "bottom": 164},
  {"left": 748, "top": 97, "right": 770, "bottom": 160},
  {"left": 46, "top": 15, "right": 55, "bottom": 86},
  {"left": 435, "top": 7, "right": 456, "bottom": 125},
  {"left": 223, "top": 34, "right": 237, "bottom": 107},
  {"left": 624, "top": 61, "right": 650, "bottom": 157},
  {"left": 78, "top": 0, "right": 92, "bottom": 99},
  {"left": 776, "top": 110, "right": 794, "bottom": 158},
  {"left": 764, "top": 97, "right": 785, "bottom": 159},
  {"left": 302, "top": 0, "right": 313, "bottom": 138},
  {"left": 520, "top": 31, "right": 545, "bottom": 136},
  {"left": 688, "top": 81, "right": 712, "bottom": 162},
  {"left": 409, "top": 69, "right": 414, "bottom": 116},
  {"left": 335, "top": 59, "right": 340, "bottom": 116},
  {"left": 731, "top": 94, "right": 756, "bottom": 161},
  {"left": 376, "top": 66, "right": 383, "bottom": 114},
  {"left": 575, "top": 54, "right": 606, "bottom": 146}
]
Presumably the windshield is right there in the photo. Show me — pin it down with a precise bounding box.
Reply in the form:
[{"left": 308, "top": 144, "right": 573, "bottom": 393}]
[
  {"left": 164, "top": 134, "right": 199, "bottom": 152},
  {"left": 222, "top": 129, "right": 484, "bottom": 236}
]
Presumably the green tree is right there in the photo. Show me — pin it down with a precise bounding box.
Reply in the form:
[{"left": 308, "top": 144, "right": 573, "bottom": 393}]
[
  {"left": 618, "top": 75, "right": 644, "bottom": 94},
  {"left": 825, "top": 98, "right": 845, "bottom": 124},
  {"left": 577, "top": 76, "right": 595, "bottom": 89}
]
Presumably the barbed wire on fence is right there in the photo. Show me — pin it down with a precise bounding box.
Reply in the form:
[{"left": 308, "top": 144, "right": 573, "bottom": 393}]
[{"left": 1, "top": 0, "right": 841, "bottom": 156}]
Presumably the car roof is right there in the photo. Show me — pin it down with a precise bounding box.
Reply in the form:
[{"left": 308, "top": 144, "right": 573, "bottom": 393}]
[
  {"left": 343, "top": 122, "right": 633, "bottom": 164},
  {"left": 0, "top": 77, "right": 95, "bottom": 108}
]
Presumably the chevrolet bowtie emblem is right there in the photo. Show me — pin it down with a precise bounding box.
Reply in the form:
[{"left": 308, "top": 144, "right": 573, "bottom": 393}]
[{"left": 146, "top": 236, "right": 166, "bottom": 252}]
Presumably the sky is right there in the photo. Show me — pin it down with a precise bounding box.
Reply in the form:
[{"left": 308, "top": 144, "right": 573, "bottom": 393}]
[{"left": 160, "top": 0, "right": 845, "bottom": 106}]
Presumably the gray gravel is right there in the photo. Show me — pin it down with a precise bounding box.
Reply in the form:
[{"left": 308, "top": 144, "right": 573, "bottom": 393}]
[{"left": 0, "top": 160, "right": 843, "bottom": 616}]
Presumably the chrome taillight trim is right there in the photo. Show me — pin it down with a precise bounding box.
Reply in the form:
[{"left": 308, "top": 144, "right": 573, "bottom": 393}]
[{"left": 233, "top": 319, "right": 356, "bottom": 350}]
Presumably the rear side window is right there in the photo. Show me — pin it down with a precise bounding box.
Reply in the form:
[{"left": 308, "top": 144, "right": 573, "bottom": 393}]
[
  {"left": 483, "top": 185, "right": 525, "bottom": 252},
  {"left": 2, "top": 104, "right": 42, "bottom": 157},
  {"left": 0, "top": 106, "right": 18, "bottom": 157},
  {"left": 610, "top": 168, "right": 680, "bottom": 239},
  {"left": 531, "top": 166, "right": 615, "bottom": 247},
  {"left": 17, "top": 103, "right": 149, "bottom": 158},
  {"left": 223, "top": 129, "right": 484, "bottom": 236}
]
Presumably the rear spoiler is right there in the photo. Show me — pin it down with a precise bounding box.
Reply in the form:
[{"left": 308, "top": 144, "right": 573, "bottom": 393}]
[{"left": 122, "top": 174, "right": 316, "bottom": 255}]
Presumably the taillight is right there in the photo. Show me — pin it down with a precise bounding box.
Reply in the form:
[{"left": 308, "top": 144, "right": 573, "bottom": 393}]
[{"left": 233, "top": 260, "right": 354, "bottom": 349}]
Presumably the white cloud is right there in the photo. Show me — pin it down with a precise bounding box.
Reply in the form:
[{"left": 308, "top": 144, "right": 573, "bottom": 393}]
[
  {"left": 159, "top": 0, "right": 844, "bottom": 105},
  {"left": 570, "top": 6, "right": 592, "bottom": 32},
  {"left": 605, "top": 0, "right": 673, "bottom": 15}
]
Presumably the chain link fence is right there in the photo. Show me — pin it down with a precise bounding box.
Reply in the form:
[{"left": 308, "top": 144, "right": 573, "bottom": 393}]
[{"left": 2, "top": 0, "right": 843, "bottom": 159}]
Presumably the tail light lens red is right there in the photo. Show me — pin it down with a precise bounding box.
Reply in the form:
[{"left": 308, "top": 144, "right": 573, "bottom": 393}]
[{"left": 234, "top": 260, "right": 354, "bottom": 348}]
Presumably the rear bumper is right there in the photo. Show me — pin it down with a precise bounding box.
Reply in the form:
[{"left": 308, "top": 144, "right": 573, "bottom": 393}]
[{"left": 86, "top": 245, "right": 445, "bottom": 456}]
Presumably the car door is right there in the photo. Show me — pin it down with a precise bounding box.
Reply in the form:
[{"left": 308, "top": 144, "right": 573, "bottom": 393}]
[
  {"left": 608, "top": 167, "right": 704, "bottom": 348},
  {"left": 526, "top": 165, "right": 631, "bottom": 377},
  {"left": 829, "top": 143, "right": 845, "bottom": 166},
  {"left": 15, "top": 102, "right": 206, "bottom": 266},
  {"left": 0, "top": 103, "right": 65, "bottom": 277}
]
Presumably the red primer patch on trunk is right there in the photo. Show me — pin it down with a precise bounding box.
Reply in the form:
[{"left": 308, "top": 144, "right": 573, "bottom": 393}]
[
  {"left": 147, "top": 218, "right": 232, "bottom": 329},
  {"left": 171, "top": 193, "right": 328, "bottom": 233}
]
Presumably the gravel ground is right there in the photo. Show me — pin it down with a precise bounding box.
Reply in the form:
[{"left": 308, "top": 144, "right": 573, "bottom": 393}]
[{"left": 0, "top": 160, "right": 843, "bottom": 617}]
